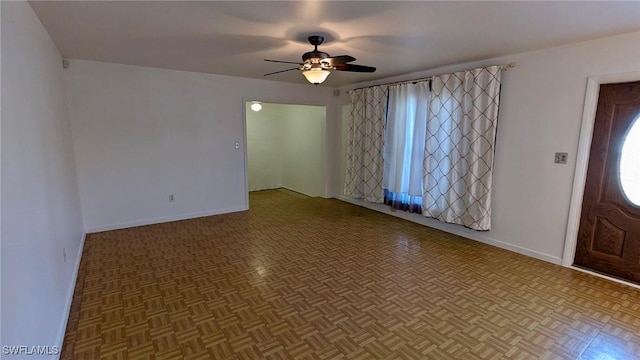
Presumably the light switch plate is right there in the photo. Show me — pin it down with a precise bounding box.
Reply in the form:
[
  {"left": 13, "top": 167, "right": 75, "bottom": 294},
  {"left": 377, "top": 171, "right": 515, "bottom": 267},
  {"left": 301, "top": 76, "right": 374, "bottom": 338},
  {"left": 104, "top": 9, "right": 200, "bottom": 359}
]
[{"left": 554, "top": 152, "right": 568, "bottom": 164}]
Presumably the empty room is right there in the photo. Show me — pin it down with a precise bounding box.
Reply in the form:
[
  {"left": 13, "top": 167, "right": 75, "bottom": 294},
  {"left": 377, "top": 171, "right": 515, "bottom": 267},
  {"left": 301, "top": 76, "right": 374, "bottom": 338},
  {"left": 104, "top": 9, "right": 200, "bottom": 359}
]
[{"left": 2, "top": 1, "right": 640, "bottom": 359}]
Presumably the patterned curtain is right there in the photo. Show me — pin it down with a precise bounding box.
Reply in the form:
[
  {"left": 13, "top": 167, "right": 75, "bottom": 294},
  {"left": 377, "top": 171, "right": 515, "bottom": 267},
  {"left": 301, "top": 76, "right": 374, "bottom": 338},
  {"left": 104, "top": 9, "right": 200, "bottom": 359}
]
[
  {"left": 344, "top": 86, "right": 388, "bottom": 203},
  {"left": 423, "top": 66, "right": 502, "bottom": 230}
]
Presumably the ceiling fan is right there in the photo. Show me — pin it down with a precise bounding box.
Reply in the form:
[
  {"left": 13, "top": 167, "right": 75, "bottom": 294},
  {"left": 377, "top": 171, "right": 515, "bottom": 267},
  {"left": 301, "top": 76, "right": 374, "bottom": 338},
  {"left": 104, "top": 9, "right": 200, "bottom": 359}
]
[{"left": 264, "top": 35, "right": 376, "bottom": 85}]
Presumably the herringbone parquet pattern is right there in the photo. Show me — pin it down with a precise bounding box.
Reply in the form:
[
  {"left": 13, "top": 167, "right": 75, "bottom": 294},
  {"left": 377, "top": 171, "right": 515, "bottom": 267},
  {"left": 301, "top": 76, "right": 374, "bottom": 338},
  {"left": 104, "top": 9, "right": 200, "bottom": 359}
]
[{"left": 62, "top": 190, "right": 640, "bottom": 359}]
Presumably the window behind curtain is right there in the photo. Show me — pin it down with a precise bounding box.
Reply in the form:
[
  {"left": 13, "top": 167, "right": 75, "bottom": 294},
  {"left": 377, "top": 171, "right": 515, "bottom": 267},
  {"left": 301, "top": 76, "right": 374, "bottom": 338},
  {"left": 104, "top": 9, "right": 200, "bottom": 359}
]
[{"left": 383, "top": 81, "right": 430, "bottom": 213}]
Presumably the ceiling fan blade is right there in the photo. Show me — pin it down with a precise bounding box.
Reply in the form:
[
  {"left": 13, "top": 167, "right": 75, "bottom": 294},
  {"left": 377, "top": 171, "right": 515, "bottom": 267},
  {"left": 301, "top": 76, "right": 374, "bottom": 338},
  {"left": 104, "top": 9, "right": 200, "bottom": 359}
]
[
  {"left": 263, "top": 67, "right": 300, "bottom": 76},
  {"left": 333, "top": 64, "right": 376, "bottom": 73},
  {"left": 323, "top": 55, "right": 356, "bottom": 65},
  {"left": 264, "top": 59, "right": 304, "bottom": 65}
]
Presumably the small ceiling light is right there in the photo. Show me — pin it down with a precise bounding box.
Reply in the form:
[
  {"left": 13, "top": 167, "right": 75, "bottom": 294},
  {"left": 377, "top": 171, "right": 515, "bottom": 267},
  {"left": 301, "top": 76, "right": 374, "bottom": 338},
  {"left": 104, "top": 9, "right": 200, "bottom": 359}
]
[
  {"left": 302, "top": 68, "right": 330, "bottom": 85},
  {"left": 250, "top": 102, "right": 262, "bottom": 112}
]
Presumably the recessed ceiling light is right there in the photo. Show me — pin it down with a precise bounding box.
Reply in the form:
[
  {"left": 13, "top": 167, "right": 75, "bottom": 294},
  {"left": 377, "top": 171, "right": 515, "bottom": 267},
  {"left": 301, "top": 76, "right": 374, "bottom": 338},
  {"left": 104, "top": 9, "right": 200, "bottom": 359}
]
[{"left": 250, "top": 102, "right": 262, "bottom": 112}]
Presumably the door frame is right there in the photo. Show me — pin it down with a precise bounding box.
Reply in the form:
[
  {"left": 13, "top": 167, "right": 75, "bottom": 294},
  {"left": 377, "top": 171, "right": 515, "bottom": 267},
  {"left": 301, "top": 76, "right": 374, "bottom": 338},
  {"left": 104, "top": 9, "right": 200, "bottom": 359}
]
[
  {"left": 563, "top": 71, "right": 640, "bottom": 271},
  {"left": 241, "top": 97, "right": 330, "bottom": 209}
]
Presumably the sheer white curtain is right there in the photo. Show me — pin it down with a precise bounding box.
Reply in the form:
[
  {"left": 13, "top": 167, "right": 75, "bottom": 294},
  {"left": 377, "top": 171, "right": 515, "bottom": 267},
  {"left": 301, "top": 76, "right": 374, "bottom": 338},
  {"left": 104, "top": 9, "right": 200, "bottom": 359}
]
[
  {"left": 423, "top": 66, "right": 502, "bottom": 230},
  {"left": 383, "top": 82, "right": 430, "bottom": 212},
  {"left": 344, "top": 86, "right": 388, "bottom": 203}
]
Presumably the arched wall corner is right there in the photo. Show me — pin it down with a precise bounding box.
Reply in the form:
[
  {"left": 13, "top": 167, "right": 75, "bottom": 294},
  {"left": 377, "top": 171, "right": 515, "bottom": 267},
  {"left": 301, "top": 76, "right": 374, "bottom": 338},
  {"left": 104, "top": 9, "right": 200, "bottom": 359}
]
[{"left": 562, "top": 71, "right": 640, "bottom": 268}]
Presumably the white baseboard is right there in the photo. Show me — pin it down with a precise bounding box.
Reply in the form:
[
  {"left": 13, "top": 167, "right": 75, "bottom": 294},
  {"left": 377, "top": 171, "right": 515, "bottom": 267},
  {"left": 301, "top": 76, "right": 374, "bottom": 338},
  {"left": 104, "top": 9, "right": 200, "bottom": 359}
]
[
  {"left": 55, "top": 232, "right": 86, "bottom": 359},
  {"left": 85, "top": 206, "right": 248, "bottom": 233},
  {"left": 334, "top": 195, "right": 562, "bottom": 265}
]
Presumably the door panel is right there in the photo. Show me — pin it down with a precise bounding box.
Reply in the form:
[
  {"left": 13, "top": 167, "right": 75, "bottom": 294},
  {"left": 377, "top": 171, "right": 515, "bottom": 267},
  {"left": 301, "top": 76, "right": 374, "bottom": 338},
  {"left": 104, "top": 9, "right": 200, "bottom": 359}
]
[{"left": 574, "top": 81, "right": 640, "bottom": 283}]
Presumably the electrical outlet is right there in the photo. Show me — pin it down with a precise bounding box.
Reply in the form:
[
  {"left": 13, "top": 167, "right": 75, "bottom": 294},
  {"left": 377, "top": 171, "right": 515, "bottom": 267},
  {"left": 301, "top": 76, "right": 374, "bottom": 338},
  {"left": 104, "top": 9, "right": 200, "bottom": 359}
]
[
  {"left": 169, "top": 194, "right": 175, "bottom": 202},
  {"left": 63, "top": 248, "right": 67, "bottom": 262},
  {"left": 554, "top": 152, "right": 568, "bottom": 164}
]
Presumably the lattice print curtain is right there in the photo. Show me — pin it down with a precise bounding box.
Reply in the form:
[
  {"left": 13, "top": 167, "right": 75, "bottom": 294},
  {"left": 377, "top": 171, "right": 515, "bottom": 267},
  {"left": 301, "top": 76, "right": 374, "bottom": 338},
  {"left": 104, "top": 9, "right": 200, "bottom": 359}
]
[
  {"left": 345, "top": 86, "right": 388, "bottom": 203},
  {"left": 423, "top": 66, "right": 502, "bottom": 230}
]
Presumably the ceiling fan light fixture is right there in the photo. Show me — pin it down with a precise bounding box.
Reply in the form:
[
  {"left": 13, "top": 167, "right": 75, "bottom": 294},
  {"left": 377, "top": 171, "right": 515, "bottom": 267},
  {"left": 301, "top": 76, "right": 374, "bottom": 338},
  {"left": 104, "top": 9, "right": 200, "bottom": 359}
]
[
  {"left": 302, "top": 68, "right": 330, "bottom": 85},
  {"left": 264, "top": 35, "right": 375, "bottom": 84}
]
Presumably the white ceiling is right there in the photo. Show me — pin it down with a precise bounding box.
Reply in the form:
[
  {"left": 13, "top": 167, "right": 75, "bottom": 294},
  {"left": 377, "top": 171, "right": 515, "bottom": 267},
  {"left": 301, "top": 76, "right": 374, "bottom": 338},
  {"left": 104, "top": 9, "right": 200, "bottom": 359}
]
[{"left": 30, "top": 1, "right": 640, "bottom": 87}]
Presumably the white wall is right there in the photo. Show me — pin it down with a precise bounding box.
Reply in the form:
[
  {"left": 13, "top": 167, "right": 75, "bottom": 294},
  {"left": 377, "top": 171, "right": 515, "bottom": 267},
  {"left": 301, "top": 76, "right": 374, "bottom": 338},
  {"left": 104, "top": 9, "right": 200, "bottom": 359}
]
[
  {"left": 335, "top": 31, "right": 640, "bottom": 265},
  {"left": 1, "top": 1, "right": 84, "bottom": 356},
  {"left": 246, "top": 103, "right": 326, "bottom": 197},
  {"left": 280, "top": 105, "right": 326, "bottom": 197},
  {"left": 64, "top": 60, "right": 335, "bottom": 232}
]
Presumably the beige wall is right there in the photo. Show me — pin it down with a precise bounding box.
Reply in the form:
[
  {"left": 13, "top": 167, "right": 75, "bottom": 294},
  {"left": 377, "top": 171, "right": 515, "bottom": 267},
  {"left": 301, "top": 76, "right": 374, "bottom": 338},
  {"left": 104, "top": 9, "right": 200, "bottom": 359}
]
[{"left": 246, "top": 103, "right": 283, "bottom": 191}]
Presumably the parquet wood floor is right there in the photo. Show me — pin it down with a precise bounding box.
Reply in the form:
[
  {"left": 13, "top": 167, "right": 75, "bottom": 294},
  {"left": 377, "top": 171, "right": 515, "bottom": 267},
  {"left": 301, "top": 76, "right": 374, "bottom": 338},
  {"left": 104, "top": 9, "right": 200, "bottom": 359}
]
[{"left": 62, "top": 190, "right": 640, "bottom": 359}]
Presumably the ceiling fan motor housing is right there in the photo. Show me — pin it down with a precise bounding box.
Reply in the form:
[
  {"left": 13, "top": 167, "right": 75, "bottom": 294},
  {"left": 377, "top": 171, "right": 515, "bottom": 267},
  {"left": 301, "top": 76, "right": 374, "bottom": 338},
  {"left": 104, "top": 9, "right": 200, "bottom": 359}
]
[
  {"left": 302, "top": 35, "right": 329, "bottom": 65},
  {"left": 302, "top": 51, "right": 329, "bottom": 62}
]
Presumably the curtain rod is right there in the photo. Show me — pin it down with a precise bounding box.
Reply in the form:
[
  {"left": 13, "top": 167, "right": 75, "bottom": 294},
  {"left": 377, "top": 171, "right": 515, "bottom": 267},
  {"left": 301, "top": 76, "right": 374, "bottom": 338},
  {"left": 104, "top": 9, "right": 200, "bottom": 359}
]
[{"left": 346, "top": 62, "right": 516, "bottom": 94}]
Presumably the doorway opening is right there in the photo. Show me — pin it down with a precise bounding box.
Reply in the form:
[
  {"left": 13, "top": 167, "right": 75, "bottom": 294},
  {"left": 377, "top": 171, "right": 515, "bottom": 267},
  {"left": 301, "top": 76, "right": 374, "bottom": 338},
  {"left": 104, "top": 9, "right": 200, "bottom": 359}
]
[{"left": 244, "top": 101, "right": 327, "bottom": 202}]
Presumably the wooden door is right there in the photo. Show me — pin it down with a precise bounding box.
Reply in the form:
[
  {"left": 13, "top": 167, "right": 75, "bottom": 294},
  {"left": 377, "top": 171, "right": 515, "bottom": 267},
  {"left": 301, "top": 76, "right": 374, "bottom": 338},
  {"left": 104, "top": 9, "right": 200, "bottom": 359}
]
[{"left": 574, "top": 81, "right": 640, "bottom": 283}]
